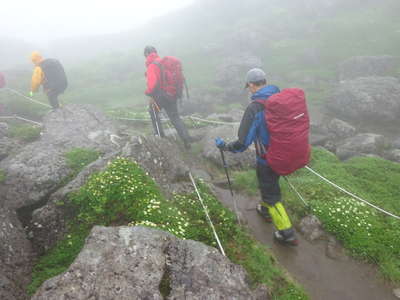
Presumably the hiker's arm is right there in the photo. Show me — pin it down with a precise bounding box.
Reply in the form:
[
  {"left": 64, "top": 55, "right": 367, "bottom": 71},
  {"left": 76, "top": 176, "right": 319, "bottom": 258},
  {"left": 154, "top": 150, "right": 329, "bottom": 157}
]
[
  {"left": 145, "top": 64, "right": 160, "bottom": 96},
  {"left": 31, "top": 66, "right": 44, "bottom": 92},
  {"left": 226, "top": 103, "right": 258, "bottom": 152}
]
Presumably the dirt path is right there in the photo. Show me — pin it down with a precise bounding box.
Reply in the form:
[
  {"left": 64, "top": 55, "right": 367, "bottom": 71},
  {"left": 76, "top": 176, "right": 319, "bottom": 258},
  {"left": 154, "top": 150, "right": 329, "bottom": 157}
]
[{"left": 212, "top": 186, "right": 396, "bottom": 300}]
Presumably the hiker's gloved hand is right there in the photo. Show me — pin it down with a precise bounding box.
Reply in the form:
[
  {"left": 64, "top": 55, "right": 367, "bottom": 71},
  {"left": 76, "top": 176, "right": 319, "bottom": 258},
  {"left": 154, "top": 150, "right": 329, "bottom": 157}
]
[
  {"left": 29, "top": 91, "right": 34, "bottom": 97},
  {"left": 215, "top": 137, "right": 226, "bottom": 150}
]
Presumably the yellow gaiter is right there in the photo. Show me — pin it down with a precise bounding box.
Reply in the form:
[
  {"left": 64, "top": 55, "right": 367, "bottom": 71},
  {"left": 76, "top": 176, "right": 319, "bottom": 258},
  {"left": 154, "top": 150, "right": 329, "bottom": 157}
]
[{"left": 262, "top": 202, "right": 292, "bottom": 231}]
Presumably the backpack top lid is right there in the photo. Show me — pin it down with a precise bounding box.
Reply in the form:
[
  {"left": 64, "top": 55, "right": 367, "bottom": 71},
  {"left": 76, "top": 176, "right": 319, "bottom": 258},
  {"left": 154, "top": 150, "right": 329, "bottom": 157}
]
[{"left": 0, "top": 72, "right": 5, "bottom": 89}]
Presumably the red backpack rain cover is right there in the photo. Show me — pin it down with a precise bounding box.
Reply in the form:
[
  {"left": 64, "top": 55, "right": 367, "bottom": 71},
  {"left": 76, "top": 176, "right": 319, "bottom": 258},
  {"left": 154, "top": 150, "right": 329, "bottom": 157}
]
[
  {"left": 155, "top": 56, "right": 185, "bottom": 100},
  {"left": 0, "top": 72, "right": 5, "bottom": 89},
  {"left": 260, "top": 88, "right": 310, "bottom": 175}
]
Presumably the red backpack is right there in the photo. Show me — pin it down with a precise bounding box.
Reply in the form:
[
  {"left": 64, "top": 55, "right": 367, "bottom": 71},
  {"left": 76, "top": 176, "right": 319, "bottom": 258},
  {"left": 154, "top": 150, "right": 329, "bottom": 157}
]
[
  {"left": 258, "top": 88, "right": 310, "bottom": 175},
  {"left": 0, "top": 72, "right": 5, "bottom": 89},
  {"left": 153, "top": 56, "right": 188, "bottom": 100}
]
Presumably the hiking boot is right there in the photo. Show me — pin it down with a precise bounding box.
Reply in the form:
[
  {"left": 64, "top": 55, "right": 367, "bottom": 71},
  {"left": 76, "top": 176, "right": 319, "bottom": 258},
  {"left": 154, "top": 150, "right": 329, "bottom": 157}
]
[
  {"left": 273, "top": 229, "right": 299, "bottom": 246},
  {"left": 256, "top": 203, "right": 272, "bottom": 223}
]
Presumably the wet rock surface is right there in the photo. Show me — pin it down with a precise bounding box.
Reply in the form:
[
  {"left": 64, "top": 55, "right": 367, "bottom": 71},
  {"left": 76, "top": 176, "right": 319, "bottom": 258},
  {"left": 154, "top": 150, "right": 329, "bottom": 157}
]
[{"left": 32, "top": 226, "right": 268, "bottom": 300}]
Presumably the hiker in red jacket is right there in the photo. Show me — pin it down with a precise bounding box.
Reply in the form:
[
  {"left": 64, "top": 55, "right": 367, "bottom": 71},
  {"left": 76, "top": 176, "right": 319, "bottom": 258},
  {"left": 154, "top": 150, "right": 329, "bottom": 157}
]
[{"left": 144, "top": 46, "right": 193, "bottom": 149}]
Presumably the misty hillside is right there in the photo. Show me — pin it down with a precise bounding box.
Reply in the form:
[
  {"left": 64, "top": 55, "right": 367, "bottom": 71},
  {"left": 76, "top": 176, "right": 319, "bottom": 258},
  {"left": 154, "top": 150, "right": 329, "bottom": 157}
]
[
  {"left": 0, "top": 37, "right": 35, "bottom": 69},
  {"left": 2, "top": 0, "right": 400, "bottom": 110}
]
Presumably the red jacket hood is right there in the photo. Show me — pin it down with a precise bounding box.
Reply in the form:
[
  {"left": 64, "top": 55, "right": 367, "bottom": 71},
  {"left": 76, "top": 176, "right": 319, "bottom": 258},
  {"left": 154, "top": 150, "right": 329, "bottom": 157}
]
[{"left": 145, "top": 53, "right": 160, "bottom": 67}]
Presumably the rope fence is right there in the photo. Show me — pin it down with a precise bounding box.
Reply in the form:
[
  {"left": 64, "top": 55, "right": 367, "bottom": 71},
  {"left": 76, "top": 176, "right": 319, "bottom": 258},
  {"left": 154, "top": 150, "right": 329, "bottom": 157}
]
[
  {"left": 0, "top": 115, "right": 42, "bottom": 126},
  {"left": 188, "top": 171, "right": 226, "bottom": 256}
]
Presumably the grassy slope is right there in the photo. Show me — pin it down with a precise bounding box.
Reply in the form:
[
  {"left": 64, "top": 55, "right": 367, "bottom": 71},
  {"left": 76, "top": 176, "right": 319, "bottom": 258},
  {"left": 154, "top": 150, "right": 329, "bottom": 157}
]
[
  {"left": 233, "top": 147, "right": 400, "bottom": 282},
  {"left": 28, "top": 157, "right": 308, "bottom": 299}
]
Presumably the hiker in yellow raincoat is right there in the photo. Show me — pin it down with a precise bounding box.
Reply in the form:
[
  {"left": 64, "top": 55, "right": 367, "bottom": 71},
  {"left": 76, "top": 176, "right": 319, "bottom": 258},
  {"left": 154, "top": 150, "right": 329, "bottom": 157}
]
[{"left": 30, "top": 51, "right": 68, "bottom": 109}]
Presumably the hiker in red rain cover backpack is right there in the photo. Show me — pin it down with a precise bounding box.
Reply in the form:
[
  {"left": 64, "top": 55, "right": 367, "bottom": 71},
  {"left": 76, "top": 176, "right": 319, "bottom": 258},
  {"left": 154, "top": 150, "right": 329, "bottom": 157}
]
[
  {"left": 215, "top": 68, "right": 310, "bottom": 246},
  {"left": 144, "top": 46, "right": 194, "bottom": 149}
]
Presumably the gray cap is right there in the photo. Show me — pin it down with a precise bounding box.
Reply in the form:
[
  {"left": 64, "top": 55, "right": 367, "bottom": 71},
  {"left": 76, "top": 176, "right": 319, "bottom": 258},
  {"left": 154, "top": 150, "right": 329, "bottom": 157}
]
[{"left": 245, "top": 68, "right": 266, "bottom": 88}]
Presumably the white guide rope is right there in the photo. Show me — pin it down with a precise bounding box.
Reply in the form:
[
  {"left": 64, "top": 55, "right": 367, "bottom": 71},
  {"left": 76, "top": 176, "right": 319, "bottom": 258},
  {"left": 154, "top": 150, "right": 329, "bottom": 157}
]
[
  {"left": 0, "top": 115, "right": 42, "bottom": 126},
  {"left": 305, "top": 166, "right": 400, "bottom": 220},
  {"left": 5, "top": 88, "right": 52, "bottom": 108},
  {"left": 188, "top": 172, "right": 226, "bottom": 256}
]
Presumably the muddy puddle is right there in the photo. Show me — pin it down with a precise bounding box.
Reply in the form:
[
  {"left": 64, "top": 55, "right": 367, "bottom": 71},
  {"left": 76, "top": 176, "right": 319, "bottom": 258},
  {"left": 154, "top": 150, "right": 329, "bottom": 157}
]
[{"left": 212, "top": 186, "right": 396, "bottom": 300}]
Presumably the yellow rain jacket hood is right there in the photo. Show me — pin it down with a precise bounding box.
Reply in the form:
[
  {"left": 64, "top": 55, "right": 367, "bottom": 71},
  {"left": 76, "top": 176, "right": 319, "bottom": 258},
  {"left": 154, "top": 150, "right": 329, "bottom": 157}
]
[{"left": 30, "top": 51, "right": 44, "bottom": 92}]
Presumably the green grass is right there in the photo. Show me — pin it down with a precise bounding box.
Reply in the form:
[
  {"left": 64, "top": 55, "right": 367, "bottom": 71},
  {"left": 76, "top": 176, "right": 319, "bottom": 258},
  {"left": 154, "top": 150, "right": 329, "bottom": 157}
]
[
  {"left": 64, "top": 148, "right": 101, "bottom": 175},
  {"left": 8, "top": 124, "right": 41, "bottom": 142},
  {"left": 233, "top": 147, "right": 400, "bottom": 283},
  {"left": 28, "top": 157, "right": 308, "bottom": 299}
]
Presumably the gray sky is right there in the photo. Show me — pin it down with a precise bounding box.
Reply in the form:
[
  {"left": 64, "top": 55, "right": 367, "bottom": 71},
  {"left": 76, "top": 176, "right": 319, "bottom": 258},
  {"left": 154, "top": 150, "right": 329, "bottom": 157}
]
[{"left": 0, "top": 0, "right": 194, "bottom": 43}]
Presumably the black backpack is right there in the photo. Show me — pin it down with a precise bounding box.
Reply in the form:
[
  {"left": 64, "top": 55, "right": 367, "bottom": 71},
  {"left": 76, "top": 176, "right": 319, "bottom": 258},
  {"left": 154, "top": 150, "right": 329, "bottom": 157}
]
[{"left": 40, "top": 59, "right": 68, "bottom": 93}]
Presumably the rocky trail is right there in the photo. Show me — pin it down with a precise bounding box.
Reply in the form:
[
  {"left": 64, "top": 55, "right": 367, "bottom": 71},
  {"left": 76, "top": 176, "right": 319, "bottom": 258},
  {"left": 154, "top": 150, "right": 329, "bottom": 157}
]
[{"left": 212, "top": 186, "right": 397, "bottom": 300}]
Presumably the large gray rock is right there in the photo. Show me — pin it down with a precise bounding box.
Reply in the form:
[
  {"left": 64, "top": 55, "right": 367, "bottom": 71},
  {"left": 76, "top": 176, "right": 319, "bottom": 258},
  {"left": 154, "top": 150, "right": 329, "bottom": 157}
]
[
  {"left": 327, "top": 77, "right": 400, "bottom": 123},
  {"left": 32, "top": 226, "right": 267, "bottom": 300},
  {"left": 0, "top": 122, "right": 17, "bottom": 161},
  {"left": 201, "top": 125, "right": 256, "bottom": 169},
  {"left": 298, "top": 215, "right": 325, "bottom": 242},
  {"left": 326, "top": 118, "right": 356, "bottom": 139},
  {"left": 384, "top": 149, "right": 400, "bottom": 163},
  {"left": 215, "top": 53, "right": 262, "bottom": 102},
  {"left": 0, "top": 208, "right": 32, "bottom": 300},
  {"left": 0, "top": 122, "right": 8, "bottom": 136},
  {"left": 336, "top": 133, "right": 386, "bottom": 160},
  {"left": 0, "top": 136, "right": 18, "bottom": 161},
  {"left": 338, "top": 56, "right": 400, "bottom": 81},
  {"left": 122, "top": 135, "right": 190, "bottom": 193},
  {"left": 0, "top": 104, "right": 118, "bottom": 300},
  {"left": 392, "top": 137, "right": 400, "bottom": 149},
  {"left": 0, "top": 104, "right": 118, "bottom": 209}
]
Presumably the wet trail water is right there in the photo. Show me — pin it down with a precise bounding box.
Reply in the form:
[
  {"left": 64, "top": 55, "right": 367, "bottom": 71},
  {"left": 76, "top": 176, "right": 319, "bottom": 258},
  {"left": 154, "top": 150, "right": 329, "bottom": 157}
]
[{"left": 212, "top": 186, "right": 396, "bottom": 300}]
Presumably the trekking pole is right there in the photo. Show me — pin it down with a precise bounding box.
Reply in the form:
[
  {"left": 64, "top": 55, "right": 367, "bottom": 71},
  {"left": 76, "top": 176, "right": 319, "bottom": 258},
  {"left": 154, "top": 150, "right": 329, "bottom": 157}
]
[
  {"left": 219, "top": 149, "right": 241, "bottom": 225},
  {"left": 151, "top": 103, "right": 161, "bottom": 137}
]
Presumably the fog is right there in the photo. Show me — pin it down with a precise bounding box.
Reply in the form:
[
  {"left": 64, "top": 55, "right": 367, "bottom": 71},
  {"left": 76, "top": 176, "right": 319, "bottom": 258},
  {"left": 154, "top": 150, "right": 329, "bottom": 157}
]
[{"left": 0, "top": 0, "right": 194, "bottom": 43}]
